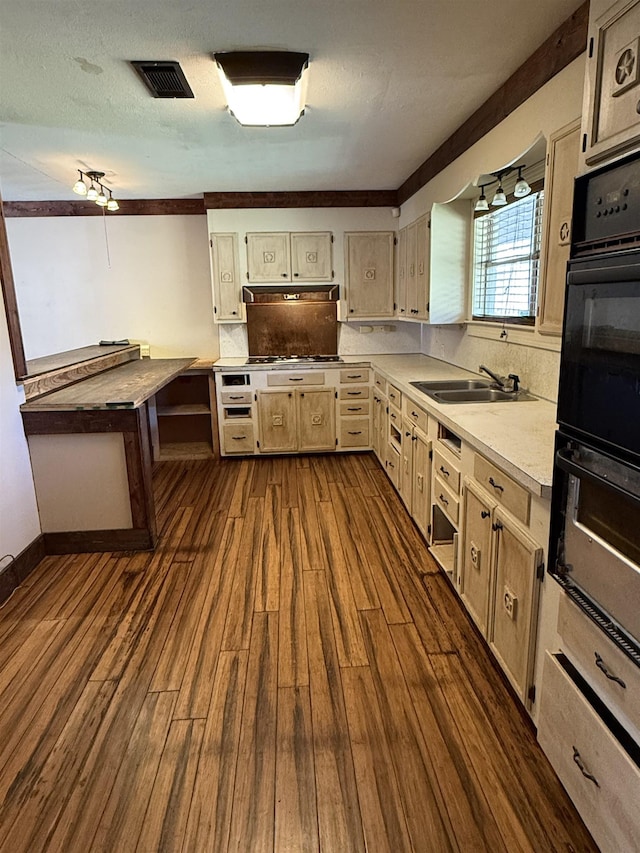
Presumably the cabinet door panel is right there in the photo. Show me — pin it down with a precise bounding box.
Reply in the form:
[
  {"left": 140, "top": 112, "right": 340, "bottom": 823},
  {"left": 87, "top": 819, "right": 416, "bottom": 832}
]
[
  {"left": 210, "top": 233, "right": 243, "bottom": 322},
  {"left": 416, "top": 215, "right": 430, "bottom": 320},
  {"left": 412, "top": 431, "right": 431, "bottom": 538},
  {"left": 396, "top": 226, "right": 407, "bottom": 316},
  {"left": 257, "top": 391, "right": 297, "bottom": 452},
  {"left": 399, "top": 420, "right": 413, "bottom": 511},
  {"left": 489, "top": 507, "right": 542, "bottom": 702},
  {"left": 247, "top": 233, "right": 291, "bottom": 282},
  {"left": 538, "top": 120, "right": 581, "bottom": 335},
  {"left": 406, "top": 221, "right": 418, "bottom": 316},
  {"left": 297, "top": 389, "right": 335, "bottom": 451},
  {"left": 460, "top": 478, "right": 495, "bottom": 636},
  {"left": 345, "top": 232, "right": 395, "bottom": 318},
  {"left": 290, "top": 232, "right": 333, "bottom": 281}
]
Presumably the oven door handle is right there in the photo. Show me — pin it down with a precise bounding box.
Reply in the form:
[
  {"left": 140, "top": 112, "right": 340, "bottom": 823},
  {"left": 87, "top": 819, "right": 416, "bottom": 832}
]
[
  {"left": 567, "top": 262, "right": 640, "bottom": 285},
  {"left": 556, "top": 448, "right": 640, "bottom": 508}
]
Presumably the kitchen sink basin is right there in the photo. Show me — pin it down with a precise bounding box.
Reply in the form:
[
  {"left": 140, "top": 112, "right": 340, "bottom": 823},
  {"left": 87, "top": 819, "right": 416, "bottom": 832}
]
[{"left": 410, "top": 380, "right": 535, "bottom": 404}]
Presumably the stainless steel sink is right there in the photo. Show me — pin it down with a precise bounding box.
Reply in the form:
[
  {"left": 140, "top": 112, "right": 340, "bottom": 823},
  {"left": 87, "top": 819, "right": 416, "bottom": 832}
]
[{"left": 410, "top": 380, "right": 535, "bottom": 404}]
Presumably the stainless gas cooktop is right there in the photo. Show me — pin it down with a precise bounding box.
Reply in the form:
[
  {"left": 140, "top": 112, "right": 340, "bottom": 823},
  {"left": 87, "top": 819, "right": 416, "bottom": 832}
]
[{"left": 246, "top": 355, "right": 344, "bottom": 365}]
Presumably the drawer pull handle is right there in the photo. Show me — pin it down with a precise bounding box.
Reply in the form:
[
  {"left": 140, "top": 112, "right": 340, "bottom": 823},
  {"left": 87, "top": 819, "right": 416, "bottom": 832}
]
[
  {"left": 347, "top": 407, "right": 361, "bottom": 411},
  {"left": 229, "top": 395, "right": 244, "bottom": 399},
  {"left": 439, "top": 465, "right": 450, "bottom": 477},
  {"left": 439, "top": 493, "right": 448, "bottom": 506},
  {"left": 595, "top": 652, "right": 626, "bottom": 688},
  {"left": 347, "top": 391, "right": 361, "bottom": 396},
  {"left": 390, "top": 413, "right": 397, "bottom": 420},
  {"left": 481, "top": 510, "right": 490, "bottom": 519},
  {"left": 289, "top": 377, "right": 303, "bottom": 382},
  {"left": 231, "top": 435, "right": 246, "bottom": 441},
  {"left": 347, "top": 374, "right": 362, "bottom": 379},
  {"left": 348, "top": 431, "right": 362, "bottom": 435},
  {"left": 411, "top": 411, "right": 419, "bottom": 418},
  {"left": 572, "top": 747, "right": 600, "bottom": 788},
  {"left": 488, "top": 476, "right": 504, "bottom": 492}
]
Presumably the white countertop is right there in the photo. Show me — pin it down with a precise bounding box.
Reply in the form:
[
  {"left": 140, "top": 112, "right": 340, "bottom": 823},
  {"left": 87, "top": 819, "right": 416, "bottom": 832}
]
[{"left": 212, "top": 353, "right": 558, "bottom": 496}]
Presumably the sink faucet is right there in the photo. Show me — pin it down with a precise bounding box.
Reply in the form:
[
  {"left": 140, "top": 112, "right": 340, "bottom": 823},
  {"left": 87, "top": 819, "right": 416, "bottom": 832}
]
[
  {"left": 479, "top": 365, "right": 520, "bottom": 393},
  {"left": 479, "top": 364, "right": 505, "bottom": 387}
]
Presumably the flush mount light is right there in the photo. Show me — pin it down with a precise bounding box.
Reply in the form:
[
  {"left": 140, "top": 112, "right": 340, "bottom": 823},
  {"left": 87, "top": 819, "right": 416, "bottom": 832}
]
[
  {"left": 214, "top": 50, "right": 309, "bottom": 126},
  {"left": 71, "top": 170, "right": 119, "bottom": 211}
]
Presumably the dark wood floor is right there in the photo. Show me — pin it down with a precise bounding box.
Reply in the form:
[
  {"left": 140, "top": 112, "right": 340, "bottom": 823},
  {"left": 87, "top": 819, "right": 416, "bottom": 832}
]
[{"left": 0, "top": 453, "right": 596, "bottom": 852}]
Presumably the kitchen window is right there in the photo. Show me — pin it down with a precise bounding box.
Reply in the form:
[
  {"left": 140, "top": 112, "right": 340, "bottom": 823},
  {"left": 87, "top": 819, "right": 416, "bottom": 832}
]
[{"left": 472, "top": 189, "right": 545, "bottom": 325}]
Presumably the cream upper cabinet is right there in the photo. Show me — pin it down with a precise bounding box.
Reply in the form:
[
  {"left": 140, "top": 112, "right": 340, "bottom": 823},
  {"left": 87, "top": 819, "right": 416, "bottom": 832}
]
[
  {"left": 537, "top": 120, "right": 581, "bottom": 336},
  {"left": 396, "top": 226, "right": 407, "bottom": 317},
  {"left": 405, "top": 221, "right": 418, "bottom": 317},
  {"left": 580, "top": 0, "right": 640, "bottom": 171},
  {"left": 429, "top": 200, "right": 471, "bottom": 324},
  {"left": 415, "top": 215, "right": 430, "bottom": 320},
  {"left": 246, "top": 231, "right": 333, "bottom": 283},
  {"left": 209, "top": 233, "right": 244, "bottom": 323},
  {"left": 290, "top": 232, "right": 333, "bottom": 281},
  {"left": 297, "top": 389, "right": 335, "bottom": 452},
  {"left": 344, "top": 231, "right": 395, "bottom": 318}
]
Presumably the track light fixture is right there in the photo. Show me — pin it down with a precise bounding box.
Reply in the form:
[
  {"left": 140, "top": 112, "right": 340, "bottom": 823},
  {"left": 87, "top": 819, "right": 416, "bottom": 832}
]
[
  {"left": 474, "top": 164, "right": 532, "bottom": 211},
  {"left": 72, "top": 170, "right": 119, "bottom": 211}
]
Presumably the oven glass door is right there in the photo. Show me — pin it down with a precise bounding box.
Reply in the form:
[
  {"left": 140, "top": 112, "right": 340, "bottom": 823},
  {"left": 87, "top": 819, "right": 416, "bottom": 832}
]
[
  {"left": 558, "top": 265, "right": 640, "bottom": 456},
  {"left": 557, "top": 443, "right": 640, "bottom": 648}
]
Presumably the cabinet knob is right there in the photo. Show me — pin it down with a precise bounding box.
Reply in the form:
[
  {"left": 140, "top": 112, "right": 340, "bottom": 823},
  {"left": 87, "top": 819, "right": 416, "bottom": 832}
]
[
  {"left": 481, "top": 510, "right": 490, "bottom": 519},
  {"left": 293, "top": 272, "right": 299, "bottom": 277},
  {"left": 492, "top": 521, "right": 503, "bottom": 531}
]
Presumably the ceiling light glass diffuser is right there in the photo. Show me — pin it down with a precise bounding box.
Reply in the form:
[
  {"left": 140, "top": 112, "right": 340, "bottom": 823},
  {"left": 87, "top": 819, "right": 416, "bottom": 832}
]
[
  {"left": 492, "top": 185, "right": 507, "bottom": 206},
  {"left": 214, "top": 51, "right": 309, "bottom": 126},
  {"left": 72, "top": 173, "right": 88, "bottom": 195},
  {"left": 475, "top": 186, "right": 489, "bottom": 212},
  {"left": 513, "top": 166, "right": 531, "bottom": 198}
]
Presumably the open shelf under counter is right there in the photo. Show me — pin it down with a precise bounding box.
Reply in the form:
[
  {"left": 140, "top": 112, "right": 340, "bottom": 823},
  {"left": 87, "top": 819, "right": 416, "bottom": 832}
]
[
  {"left": 157, "top": 403, "right": 211, "bottom": 417},
  {"left": 429, "top": 540, "right": 457, "bottom": 578},
  {"left": 157, "top": 440, "right": 215, "bottom": 461}
]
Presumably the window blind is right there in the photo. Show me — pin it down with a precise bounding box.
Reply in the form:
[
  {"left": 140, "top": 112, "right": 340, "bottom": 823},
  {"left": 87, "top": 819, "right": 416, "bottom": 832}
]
[{"left": 472, "top": 190, "right": 545, "bottom": 325}]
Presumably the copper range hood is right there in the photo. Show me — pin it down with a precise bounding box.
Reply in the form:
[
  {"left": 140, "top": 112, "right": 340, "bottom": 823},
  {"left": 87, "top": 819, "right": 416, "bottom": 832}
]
[{"left": 243, "top": 284, "right": 339, "bottom": 359}]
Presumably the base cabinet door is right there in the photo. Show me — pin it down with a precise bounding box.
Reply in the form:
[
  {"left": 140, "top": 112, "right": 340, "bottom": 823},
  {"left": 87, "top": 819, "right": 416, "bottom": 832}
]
[
  {"left": 411, "top": 431, "right": 431, "bottom": 538},
  {"left": 460, "top": 478, "right": 495, "bottom": 637},
  {"left": 489, "top": 506, "right": 542, "bottom": 703},
  {"left": 257, "top": 392, "right": 297, "bottom": 452},
  {"left": 297, "top": 389, "right": 335, "bottom": 451},
  {"left": 399, "top": 420, "right": 414, "bottom": 511}
]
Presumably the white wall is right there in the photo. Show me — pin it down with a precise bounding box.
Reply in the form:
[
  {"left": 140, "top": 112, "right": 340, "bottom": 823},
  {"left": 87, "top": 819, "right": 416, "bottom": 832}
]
[
  {"left": 207, "top": 206, "right": 420, "bottom": 357},
  {"left": 7, "top": 215, "right": 218, "bottom": 361},
  {"left": 407, "top": 56, "right": 586, "bottom": 401},
  {"left": 0, "top": 297, "right": 41, "bottom": 561}
]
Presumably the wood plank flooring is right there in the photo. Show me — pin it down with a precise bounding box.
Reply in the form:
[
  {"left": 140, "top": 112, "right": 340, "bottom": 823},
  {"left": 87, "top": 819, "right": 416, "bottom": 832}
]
[{"left": 0, "top": 453, "right": 597, "bottom": 852}]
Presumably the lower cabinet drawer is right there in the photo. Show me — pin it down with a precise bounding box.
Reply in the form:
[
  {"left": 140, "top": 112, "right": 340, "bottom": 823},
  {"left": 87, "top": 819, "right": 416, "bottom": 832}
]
[
  {"left": 221, "top": 390, "right": 252, "bottom": 405},
  {"left": 538, "top": 652, "right": 640, "bottom": 853},
  {"left": 434, "top": 476, "right": 459, "bottom": 525},
  {"left": 558, "top": 594, "right": 640, "bottom": 738},
  {"left": 386, "top": 444, "right": 400, "bottom": 487},
  {"left": 340, "top": 368, "right": 370, "bottom": 384},
  {"left": 433, "top": 449, "right": 461, "bottom": 494},
  {"left": 339, "top": 385, "right": 370, "bottom": 400},
  {"left": 340, "top": 401, "right": 370, "bottom": 416},
  {"left": 222, "top": 423, "right": 255, "bottom": 454},
  {"left": 267, "top": 371, "right": 325, "bottom": 386},
  {"left": 474, "top": 453, "right": 530, "bottom": 525},
  {"left": 340, "top": 418, "right": 369, "bottom": 448}
]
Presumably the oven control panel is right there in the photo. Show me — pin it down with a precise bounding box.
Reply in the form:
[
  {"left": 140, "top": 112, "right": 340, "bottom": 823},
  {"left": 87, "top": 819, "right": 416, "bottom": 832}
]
[{"left": 579, "top": 154, "right": 640, "bottom": 244}]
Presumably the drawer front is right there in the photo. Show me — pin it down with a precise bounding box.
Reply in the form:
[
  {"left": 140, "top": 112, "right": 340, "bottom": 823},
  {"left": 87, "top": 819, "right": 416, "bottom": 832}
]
[
  {"left": 385, "top": 444, "right": 400, "bottom": 487},
  {"left": 558, "top": 594, "right": 640, "bottom": 738},
  {"left": 340, "top": 418, "right": 370, "bottom": 448},
  {"left": 340, "top": 368, "right": 370, "bottom": 384},
  {"left": 339, "top": 385, "right": 370, "bottom": 400},
  {"left": 373, "top": 371, "right": 387, "bottom": 394},
  {"left": 267, "top": 371, "right": 325, "bottom": 387},
  {"left": 474, "top": 453, "right": 530, "bottom": 525},
  {"left": 434, "top": 476, "right": 459, "bottom": 525},
  {"left": 222, "top": 423, "right": 255, "bottom": 454},
  {"left": 403, "top": 399, "right": 428, "bottom": 434},
  {"left": 387, "top": 403, "right": 401, "bottom": 428},
  {"left": 538, "top": 652, "right": 640, "bottom": 853},
  {"left": 221, "top": 390, "right": 252, "bottom": 405},
  {"left": 433, "top": 449, "right": 461, "bottom": 494},
  {"left": 340, "top": 401, "right": 370, "bottom": 417},
  {"left": 387, "top": 383, "right": 402, "bottom": 408}
]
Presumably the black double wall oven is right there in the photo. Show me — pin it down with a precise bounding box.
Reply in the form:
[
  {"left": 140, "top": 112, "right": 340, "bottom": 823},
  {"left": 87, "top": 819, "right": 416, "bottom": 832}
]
[{"left": 550, "top": 152, "right": 640, "bottom": 667}]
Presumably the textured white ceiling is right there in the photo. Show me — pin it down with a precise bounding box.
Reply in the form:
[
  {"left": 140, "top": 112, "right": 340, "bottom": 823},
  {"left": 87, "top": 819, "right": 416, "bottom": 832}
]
[{"left": 0, "top": 0, "right": 582, "bottom": 201}]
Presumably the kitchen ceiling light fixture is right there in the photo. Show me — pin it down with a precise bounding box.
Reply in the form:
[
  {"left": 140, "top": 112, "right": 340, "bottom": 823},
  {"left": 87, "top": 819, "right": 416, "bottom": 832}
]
[
  {"left": 513, "top": 165, "right": 532, "bottom": 198},
  {"left": 213, "top": 50, "right": 309, "bottom": 126},
  {"left": 475, "top": 185, "right": 489, "bottom": 212},
  {"left": 72, "top": 170, "right": 119, "bottom": 211},
  {"left": 491, "top": 171, "right": 508, "bottom": 207}
]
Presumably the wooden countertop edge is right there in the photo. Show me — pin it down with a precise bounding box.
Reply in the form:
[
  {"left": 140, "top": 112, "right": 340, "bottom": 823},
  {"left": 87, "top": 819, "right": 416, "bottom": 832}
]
[{"left": 20, "top": 357, "right": 197, "bottom": 412}]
